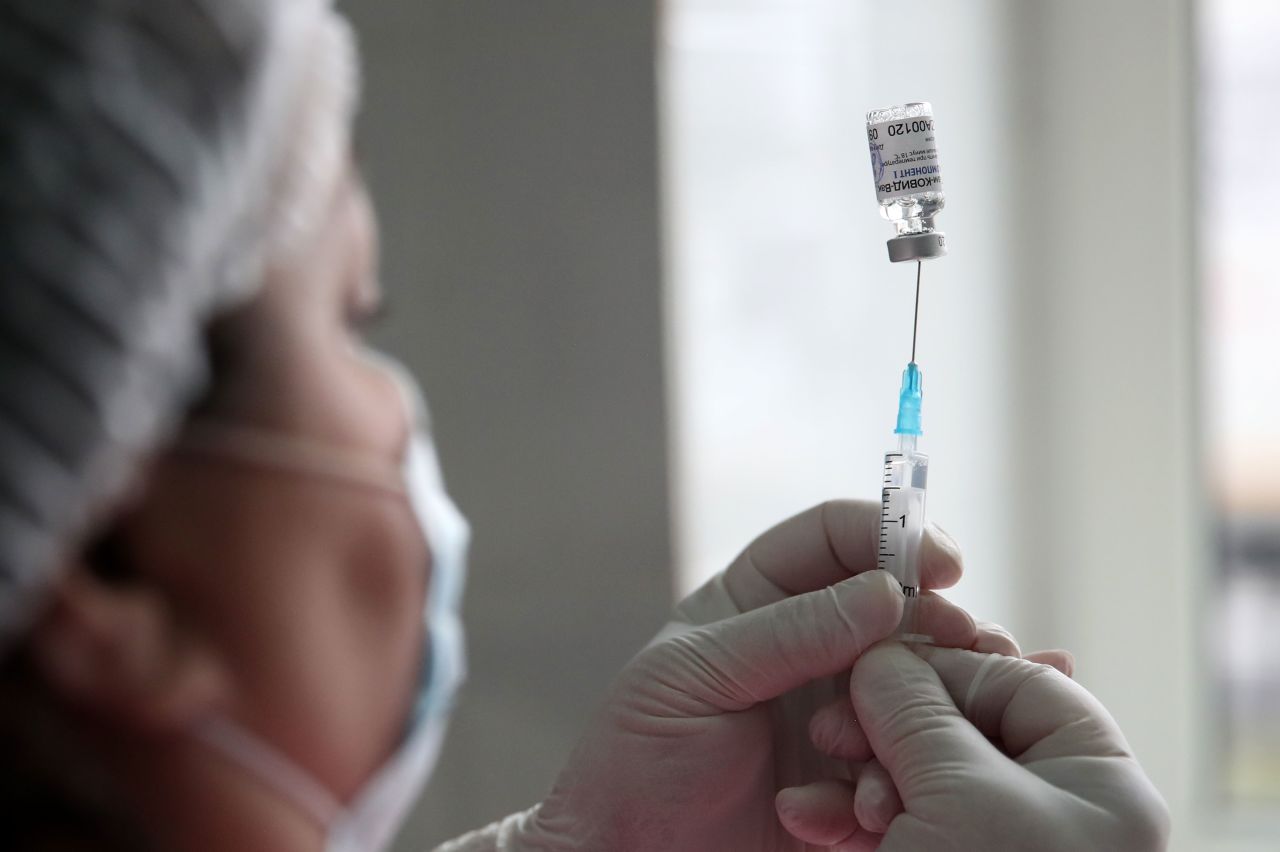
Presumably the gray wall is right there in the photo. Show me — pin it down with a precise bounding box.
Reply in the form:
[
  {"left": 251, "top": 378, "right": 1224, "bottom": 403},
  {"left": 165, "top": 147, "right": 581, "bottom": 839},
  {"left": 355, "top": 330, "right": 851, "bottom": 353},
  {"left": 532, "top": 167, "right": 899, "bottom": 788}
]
[{"left": 343, "top": 3, "right": 674, "bottom": 847}]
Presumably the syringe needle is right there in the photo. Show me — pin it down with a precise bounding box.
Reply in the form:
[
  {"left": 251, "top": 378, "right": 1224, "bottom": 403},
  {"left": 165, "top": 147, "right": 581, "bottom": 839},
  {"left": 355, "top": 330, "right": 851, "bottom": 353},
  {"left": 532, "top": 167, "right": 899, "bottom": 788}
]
[{"left": 911, "top": 260, "right": 922, "bottom": 363}]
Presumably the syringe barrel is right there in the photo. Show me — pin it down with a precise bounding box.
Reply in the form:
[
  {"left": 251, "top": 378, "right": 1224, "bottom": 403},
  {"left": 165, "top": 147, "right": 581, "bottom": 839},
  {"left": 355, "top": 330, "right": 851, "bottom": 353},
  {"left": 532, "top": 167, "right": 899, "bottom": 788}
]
[{"left": 880, "top": 447, "right": 932, "bottom": 643}]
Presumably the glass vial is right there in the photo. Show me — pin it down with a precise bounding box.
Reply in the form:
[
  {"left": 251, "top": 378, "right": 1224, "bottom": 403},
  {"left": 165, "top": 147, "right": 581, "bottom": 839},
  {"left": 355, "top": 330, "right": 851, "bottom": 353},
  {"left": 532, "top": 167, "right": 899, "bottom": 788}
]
[{"left": 866, "top": 102, "right": 947, "bottom": 263}]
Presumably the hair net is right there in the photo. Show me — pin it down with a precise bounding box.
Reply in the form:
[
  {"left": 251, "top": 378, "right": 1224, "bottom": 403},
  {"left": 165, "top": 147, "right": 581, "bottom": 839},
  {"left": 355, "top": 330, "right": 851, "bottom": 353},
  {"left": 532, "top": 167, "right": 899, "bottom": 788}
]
[{"left": 0, "top": 0, "right": 359, "bottom": 645}]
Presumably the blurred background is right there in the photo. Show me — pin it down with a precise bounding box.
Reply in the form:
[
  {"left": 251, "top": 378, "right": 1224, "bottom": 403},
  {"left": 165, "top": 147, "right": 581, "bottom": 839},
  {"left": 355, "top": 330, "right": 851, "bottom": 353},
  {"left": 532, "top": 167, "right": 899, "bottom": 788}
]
[{"left": 339, "top": 2, "right": 1279, "bottom": 850}]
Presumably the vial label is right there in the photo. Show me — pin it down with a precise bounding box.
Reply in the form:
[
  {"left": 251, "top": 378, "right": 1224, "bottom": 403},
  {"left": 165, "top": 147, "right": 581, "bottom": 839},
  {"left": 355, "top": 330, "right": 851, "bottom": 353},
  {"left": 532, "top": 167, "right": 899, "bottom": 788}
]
[{"left": 867, "top": 116, "right": 943, "bottom": 202}]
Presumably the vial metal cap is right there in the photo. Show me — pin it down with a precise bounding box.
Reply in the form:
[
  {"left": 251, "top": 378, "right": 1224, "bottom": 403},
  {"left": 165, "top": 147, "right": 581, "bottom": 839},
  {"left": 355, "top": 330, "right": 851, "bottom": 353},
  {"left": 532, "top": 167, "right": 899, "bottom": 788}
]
[{"left": 887, "top": 231, "right": 947, "bottom": 263}]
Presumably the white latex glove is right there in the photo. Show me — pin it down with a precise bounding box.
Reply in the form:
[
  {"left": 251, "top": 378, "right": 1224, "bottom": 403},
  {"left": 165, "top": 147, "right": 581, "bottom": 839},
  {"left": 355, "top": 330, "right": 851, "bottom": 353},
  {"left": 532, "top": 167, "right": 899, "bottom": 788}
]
[
  {"left": 775, "top": 642, "right": 1171, "bottom": 851},
  {"left": 439, "top": 500, "right": 1016, "bottom": 852}
]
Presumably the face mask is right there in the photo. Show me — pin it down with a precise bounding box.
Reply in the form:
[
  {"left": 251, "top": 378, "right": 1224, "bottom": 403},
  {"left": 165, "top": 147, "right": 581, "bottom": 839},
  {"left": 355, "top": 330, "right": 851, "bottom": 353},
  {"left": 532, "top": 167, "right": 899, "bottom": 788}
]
[{"left": 181, "top": 353, "right": 469, "bottom": 852}]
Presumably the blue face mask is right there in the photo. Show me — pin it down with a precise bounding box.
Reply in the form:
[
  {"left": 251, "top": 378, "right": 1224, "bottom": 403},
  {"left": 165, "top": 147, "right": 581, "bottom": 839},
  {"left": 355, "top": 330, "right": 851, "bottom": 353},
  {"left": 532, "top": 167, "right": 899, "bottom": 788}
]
[{"left": 184, "top": 353, "right": 469, "bottom": 852}]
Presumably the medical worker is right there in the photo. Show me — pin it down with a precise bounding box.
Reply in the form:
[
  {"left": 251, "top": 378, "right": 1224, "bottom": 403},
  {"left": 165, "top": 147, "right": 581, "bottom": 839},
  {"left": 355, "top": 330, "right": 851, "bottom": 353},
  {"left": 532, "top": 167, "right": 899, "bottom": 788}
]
[{"left": 0, "top": 1, "right": 1168, "bottom": 850}]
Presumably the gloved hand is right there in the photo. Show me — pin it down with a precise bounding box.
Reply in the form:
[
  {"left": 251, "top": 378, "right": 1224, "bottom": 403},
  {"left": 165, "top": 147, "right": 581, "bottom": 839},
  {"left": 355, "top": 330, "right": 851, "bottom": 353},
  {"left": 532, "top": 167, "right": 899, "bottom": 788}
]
[
  {"left": 440, "top": 500, "right": 1015, "bottom": 852},
  {"left": 775, "top": 642, "right": 1171, "bottom": 851}
]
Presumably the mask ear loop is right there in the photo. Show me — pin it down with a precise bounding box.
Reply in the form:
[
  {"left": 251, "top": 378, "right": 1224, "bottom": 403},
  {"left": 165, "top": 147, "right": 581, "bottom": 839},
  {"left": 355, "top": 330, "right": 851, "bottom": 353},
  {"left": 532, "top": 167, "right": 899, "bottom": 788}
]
[
  {"left": 177, "top": 420, "right": 405, "bottom": 497},
  {"left": 180, "top": 417, "right": 413, "bottom": 836},
  {"left": 353, "top": 346, "right": 432, "bottom": 432},
  {"left": 196, "top": 717, "right": 345, "bottom": 831}
]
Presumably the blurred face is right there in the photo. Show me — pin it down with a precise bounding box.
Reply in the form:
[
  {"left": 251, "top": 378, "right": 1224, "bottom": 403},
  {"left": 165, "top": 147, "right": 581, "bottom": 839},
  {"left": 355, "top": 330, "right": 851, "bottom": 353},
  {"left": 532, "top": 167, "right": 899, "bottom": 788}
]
[{"left": 106, "top": 163, "right": 429, "bottom": 798}]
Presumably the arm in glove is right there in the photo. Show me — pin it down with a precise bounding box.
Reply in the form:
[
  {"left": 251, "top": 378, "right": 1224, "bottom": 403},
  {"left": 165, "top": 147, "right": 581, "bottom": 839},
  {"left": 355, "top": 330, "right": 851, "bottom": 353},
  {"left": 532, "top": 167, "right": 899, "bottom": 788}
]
[
  {"left": 436, "top": 501, "right": 1000, "bottom": 852},
  {"left": 776, "top": 642, "right": 1170, "bottom": 851}
]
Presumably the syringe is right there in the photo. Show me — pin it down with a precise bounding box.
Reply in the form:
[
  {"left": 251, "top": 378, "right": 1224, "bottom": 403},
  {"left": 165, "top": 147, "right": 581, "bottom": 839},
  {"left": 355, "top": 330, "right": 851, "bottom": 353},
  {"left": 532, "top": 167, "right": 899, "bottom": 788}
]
[
  {"left": 866, "top": 101, "right": 946, "bottom": 643},
  {"left": 879, "top": 358, "right": 933, "bottom": 644}
]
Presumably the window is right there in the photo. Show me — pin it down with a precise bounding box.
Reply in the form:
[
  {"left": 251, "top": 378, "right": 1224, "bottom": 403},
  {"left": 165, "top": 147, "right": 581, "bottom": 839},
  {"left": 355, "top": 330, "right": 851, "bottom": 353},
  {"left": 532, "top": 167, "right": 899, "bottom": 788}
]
[
  {"left": 1200, "top": 0, "right": 1280, "bottom": 809},
  {"left": 661, "top": 0, "right": 1018, "bottom": 624}
]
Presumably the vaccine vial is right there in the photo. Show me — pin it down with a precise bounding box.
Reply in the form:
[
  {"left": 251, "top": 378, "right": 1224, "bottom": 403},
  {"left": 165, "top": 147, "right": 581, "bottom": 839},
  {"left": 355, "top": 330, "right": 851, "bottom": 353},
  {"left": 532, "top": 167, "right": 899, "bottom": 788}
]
[{"left": 866, "top": 102, "right": 947, "bottom": 263}]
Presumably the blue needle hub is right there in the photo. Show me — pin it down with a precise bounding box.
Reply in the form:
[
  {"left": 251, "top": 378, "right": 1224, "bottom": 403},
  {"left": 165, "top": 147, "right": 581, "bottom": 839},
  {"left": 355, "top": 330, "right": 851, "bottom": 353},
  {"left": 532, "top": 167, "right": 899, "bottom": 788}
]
[{"left": 894, "top": 362, "right": 923, "bottom": 436}]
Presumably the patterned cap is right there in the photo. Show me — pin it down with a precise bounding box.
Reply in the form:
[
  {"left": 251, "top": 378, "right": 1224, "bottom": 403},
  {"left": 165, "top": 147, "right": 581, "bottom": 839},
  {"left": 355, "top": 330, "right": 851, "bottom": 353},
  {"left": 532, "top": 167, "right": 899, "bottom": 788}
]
[{"left": 0, "top": 0, "right": 357, "bottom": 644}]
